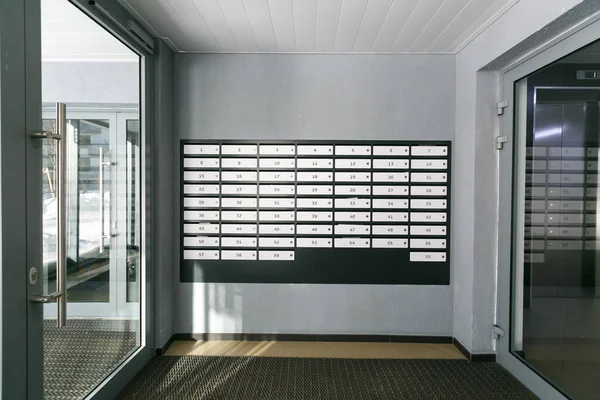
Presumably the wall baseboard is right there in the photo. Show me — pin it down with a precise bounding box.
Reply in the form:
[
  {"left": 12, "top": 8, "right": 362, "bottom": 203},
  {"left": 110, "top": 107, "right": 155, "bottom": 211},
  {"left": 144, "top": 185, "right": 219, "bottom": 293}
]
[
  {"left": 158, "top": 333, "right": 496, "bottom": 362},
  {"left": 155, "top": 335, "right": 175, "bottom": 356},
  {"left": 452, "top": 337, "right": 496, "bottom": 362},
  {"left": 172, "top": 332, "right": 453, "bottom": 344}
]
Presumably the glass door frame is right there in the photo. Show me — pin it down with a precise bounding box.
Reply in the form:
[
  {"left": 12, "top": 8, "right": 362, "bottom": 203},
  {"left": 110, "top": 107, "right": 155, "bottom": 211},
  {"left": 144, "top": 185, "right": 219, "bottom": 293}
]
[
  {"left": 497, "top": 15, "right": 600, "bottom": 400},
  {"left": 12, "top": 1, "right": 157, "bottom": 400},
  {"left": 41, "top": 108, "right": 140, "bottom": 319},
  {"left": 115, "top": 112, "right": 142, "bottom": 319}
]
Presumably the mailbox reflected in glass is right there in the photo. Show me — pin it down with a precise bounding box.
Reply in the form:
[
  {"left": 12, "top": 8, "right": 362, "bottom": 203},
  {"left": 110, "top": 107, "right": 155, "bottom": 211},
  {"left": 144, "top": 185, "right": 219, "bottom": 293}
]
[{"left": 511, "top": 38, "right": 600, "bottom": 400}]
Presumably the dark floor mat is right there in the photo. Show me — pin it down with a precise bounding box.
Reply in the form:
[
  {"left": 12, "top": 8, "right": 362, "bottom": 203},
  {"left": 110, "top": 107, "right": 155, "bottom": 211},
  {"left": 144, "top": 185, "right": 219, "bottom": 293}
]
[
  {"left": 44, "top": 319, "right": 139, "bottom": 400},
  {"left": 116, "top": 356, "right": 538, "bottom": 400}
]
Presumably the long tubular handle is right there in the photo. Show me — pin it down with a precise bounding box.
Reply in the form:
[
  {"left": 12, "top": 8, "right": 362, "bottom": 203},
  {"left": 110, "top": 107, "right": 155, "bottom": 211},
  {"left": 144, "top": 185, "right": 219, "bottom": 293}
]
[
  {"left": 56, "top": 103, "right": 67, "bottom": 328},
  {"left": 29, "top": 103, "right": 68, "bottom": 328},
  {"left": 99, "top": 147, "right": 111, "bottom": 253},
  {"left": 99, "top": 147, "right": 105, "bottom": 252}
]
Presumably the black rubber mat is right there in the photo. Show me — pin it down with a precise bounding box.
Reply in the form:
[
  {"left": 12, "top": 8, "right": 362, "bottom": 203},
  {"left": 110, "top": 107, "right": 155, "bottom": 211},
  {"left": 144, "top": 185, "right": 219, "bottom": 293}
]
[
  {"left": 44, "top": 319, "right": 139, "bottom": 400},
  {"left": 116, "top": 356, "right": 538, "bottom": 400}
]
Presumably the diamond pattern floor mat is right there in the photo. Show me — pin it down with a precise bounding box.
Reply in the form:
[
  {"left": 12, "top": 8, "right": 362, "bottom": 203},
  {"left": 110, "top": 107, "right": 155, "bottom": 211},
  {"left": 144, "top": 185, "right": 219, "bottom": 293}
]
[
  {"left": 116, "top": 356, "right": 538, "bottom": 400},
  {"left": 44, "top": 319, "right": 139, "bottom": 400}
]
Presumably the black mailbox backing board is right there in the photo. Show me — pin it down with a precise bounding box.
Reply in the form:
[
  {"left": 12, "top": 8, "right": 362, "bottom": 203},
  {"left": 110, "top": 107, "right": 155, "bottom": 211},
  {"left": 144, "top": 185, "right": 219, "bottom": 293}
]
[{"left": 180, "top": 140, "right": 451, "bottom": 285}]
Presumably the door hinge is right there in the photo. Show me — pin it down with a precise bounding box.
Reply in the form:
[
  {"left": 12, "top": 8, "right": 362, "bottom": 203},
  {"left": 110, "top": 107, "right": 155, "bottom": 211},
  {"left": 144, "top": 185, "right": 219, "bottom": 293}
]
[
  {"left": 496, "top": 136, "right": 508, "bottom": 150},
  {"left": 492, "top": 325, "right": 505, "bottom": 340},
  {"left": 497, "top": 100, "right": 509, "bottom": 115}
]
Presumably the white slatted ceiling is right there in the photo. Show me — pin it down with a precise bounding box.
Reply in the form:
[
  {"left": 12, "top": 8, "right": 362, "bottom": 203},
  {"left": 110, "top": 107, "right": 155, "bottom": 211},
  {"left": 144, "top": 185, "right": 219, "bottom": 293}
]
[
  {"left": 315, "top": 0, "right": 344, "bottom": 52},
  {"left": 119, "top": 0, "right": 518, "bottom": 53}
]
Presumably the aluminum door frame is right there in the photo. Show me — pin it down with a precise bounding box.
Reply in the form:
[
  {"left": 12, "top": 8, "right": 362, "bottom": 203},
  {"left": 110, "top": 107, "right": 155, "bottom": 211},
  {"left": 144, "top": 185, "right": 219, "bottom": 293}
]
[
  {"left": 1, "top": 1, "right": 42, "bottom": 399},
  {"left": 115, "top": 112, "right": 141, "bottom": 318},
  {"left": 496, "top": 15, "right": 600, "bottom": 400}
]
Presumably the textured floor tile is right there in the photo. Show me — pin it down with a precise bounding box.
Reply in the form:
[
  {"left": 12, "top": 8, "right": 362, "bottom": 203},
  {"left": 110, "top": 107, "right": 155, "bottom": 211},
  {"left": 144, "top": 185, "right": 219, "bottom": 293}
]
[
  {"left": 116, "top": 356, "right": 539, "bottom": 400},
  {"left": 44, "top": 319, "right": 139, "bottom": 400}
]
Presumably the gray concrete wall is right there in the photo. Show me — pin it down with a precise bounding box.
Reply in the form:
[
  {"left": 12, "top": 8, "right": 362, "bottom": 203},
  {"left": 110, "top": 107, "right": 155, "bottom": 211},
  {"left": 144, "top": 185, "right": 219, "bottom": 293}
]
[{"left": 173, "top": 54, "right": 455, "bottom": 336}]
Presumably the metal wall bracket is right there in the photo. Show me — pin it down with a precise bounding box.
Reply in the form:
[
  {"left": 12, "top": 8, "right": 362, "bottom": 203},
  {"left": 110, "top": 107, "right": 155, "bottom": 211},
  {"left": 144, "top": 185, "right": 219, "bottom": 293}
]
[
  {"left": 497, "top": 100, "right": 509, "bottom": 115},
  {"left": 493, "top": 324, "right": 505, "bottom": 340}
]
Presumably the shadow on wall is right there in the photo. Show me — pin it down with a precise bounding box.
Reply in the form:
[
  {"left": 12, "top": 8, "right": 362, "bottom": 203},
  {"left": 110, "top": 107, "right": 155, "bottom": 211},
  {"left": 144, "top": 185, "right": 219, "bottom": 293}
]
[{"left": 193, "top": 283, "right": 244, "bottom": 335}]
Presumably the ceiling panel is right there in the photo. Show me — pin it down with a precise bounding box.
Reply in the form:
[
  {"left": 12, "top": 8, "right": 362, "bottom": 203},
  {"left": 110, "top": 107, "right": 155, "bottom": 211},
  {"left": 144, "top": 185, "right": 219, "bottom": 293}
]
[
  {"left": 314, "top": 0, "right": 344, "bottom": 52},
  {"left": 169, "top": 0, "right": 220, "bottom": 51},
  {"left": 391, "top": 0, "right": 445, "bottom": 52},
  {"left": 427, "top": 0, "right": 502, "bottom": 52},
  {"left": 408, "top": 0, "right": 471, "bottom": 51},
  {"left": 125, "top": 0, "right": 200, "bottom": 51},
  {"left": 120, "top": 0, "right": 518, "bottom": 53},
  {"left": 218, "top": 0, "right": 259, "bottom": 51},
  {"left": 352, "top": 0, "right": 394, "bottom": 52},
  {"left": 294, "top": 0, "right": 318, "bottom": 52},
  {"left": 243, "top": 0, "right": 278, "bottom": 52},
  {"left": 334, "top": 0, "right": 369, "bottom": 52},
  {"left": 267, "top": 0, "right": 296, "bottom": 51},
  {"left": 192, "top": 0, "right": 240, "bottom": 50},
  {"left": 446, "top": 0, "right": 515, "bottom": 52},
  {"left": 369, "top": 0, "right": 420, "bottom": 52}
]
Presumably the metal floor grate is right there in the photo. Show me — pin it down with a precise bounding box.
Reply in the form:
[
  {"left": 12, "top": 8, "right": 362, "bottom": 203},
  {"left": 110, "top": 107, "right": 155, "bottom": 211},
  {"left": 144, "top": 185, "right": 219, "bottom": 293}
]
[
  {"left": 116, "top": 356, "right": 538, "bottom": 400},
  {"left": 44, "top": 319, "right": 139, "bottom": 400}
]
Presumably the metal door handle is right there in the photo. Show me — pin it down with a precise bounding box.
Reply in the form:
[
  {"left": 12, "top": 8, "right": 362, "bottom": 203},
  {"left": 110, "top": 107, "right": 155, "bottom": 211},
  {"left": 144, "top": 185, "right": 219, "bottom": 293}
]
[
  {"left": 98, "top": 147, "right": 111, "bottom": 253},
  {"left": 31, "top": 291, "right": 64, "bottom": 304},
  {"left": 30, "top": 103, "right": 67, "bottom": 327}
]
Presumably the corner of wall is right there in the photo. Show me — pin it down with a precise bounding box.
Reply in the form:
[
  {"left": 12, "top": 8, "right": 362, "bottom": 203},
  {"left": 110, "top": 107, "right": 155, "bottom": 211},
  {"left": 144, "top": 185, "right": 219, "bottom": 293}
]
[{"left": 154, "top": 39, "right": 176, "bottom": 348}]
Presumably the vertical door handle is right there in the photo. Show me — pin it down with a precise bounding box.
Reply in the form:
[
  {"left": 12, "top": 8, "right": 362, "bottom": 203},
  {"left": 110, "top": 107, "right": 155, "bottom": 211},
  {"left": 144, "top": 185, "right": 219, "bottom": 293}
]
[
  {"left": 99, "top": 147, "right": 110, "bottom": 253},
  {"left": 30, "top": 103, "right": 67, "bottom": 328}
]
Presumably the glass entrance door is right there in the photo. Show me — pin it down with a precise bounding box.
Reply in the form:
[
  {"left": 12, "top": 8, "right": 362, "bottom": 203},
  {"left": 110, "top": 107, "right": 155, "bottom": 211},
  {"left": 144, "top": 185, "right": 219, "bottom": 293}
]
[
  {"left": 499, "top": 36, "right": 600, "bottom": 400},
  {"left": 38, "top": 0, "right": 144, "bottom": 399}
]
